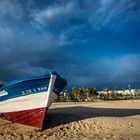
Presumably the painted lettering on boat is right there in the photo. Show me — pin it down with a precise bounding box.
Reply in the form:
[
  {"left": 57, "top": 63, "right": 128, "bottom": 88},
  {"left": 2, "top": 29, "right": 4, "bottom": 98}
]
[
  {"left": 0, "top": 90, "right": 8, "bottom": 97},
  {"left": 21, "top": 86, "right": 48, "bottom": 95},
  {"left": 21, "top": 86, "right": 59, "bottom": 95}
]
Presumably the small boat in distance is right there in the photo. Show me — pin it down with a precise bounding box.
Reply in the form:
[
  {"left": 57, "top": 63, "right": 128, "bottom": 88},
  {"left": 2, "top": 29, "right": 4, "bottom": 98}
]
[{"left": 0, "top": 71, "right": 67, "bottom": 130}]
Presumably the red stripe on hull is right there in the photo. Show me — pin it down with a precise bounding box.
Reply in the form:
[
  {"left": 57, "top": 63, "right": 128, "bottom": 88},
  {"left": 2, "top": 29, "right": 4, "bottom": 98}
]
[{"left": 2, "top": 107, "right": 47, "bottom": 130}]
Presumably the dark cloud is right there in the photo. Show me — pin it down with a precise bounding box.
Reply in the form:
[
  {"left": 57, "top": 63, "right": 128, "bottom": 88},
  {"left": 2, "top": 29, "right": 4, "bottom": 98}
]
[{"left": 0, "top": 0, "right": 140, "bottom": 89}]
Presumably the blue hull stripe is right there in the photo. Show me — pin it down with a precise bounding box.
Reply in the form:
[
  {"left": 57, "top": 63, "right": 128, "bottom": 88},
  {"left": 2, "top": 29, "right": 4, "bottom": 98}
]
[{"left": 0, "top": 73, "right": 67, "bottom": 102}]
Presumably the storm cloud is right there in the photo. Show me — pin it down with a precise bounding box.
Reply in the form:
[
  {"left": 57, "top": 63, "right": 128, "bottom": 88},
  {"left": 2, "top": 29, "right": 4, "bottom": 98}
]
[{"left": 0, "top": 0, "right": 140, "bottom": 89}]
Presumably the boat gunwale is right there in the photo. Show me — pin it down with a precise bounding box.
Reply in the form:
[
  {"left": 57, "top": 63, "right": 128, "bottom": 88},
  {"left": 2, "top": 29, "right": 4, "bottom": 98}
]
[{"left": 1, "top": 75, "right": 67, "bottom": 89}]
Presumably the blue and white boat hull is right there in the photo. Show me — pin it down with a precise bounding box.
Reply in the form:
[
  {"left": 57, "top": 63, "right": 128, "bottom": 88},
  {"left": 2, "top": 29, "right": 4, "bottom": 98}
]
[{"left": 0, "top": 72, "right": 67, "bottom": 130}]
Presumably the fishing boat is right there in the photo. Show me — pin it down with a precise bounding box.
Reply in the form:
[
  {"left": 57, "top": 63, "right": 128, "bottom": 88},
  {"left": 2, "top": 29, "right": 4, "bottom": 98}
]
[{"left": 0, "top": 71, "right": 67, "bottom": 130}]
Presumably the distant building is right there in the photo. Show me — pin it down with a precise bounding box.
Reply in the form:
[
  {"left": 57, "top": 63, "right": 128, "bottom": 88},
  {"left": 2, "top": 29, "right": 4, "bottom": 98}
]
[{"left": 98, "top": 89, "right": 137, "bottom": 95}]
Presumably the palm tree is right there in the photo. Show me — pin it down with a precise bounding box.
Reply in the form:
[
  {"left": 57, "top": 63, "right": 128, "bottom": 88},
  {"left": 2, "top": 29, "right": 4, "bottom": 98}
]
[
  {"left": 92, "top": 87, "right": 99, "bottom": 100},
  {"left": 72, "top": 87, "right": 81, "bottom": 101},
  {"left": 113, "top": 86, "right": 119, "bottom": 100},
  {"left": 103, "top": 87, "right": 109, "bottom": 100},
  {"left": 122, "top": 86, "right": 126, "bottom": 99},
  {"left": 85, "top": 88, "right": 91, "bottom": 101},
  {"left": 114, "top": 86, "right": 118, "bottom": 94},
  {"left": 79, "top": 87, "right": 85, "bottom": 101}
]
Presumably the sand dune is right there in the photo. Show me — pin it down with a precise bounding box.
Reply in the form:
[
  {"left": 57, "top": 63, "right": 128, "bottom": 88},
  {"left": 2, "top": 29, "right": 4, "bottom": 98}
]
[{"left": 0, "top": 100, "right": 140, "bottom": 140}]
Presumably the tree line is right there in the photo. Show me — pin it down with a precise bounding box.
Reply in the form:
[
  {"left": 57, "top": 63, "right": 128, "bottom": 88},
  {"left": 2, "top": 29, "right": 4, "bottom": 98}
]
[{"left": 57, "top": 87, "right": 140, "bottom": 102}]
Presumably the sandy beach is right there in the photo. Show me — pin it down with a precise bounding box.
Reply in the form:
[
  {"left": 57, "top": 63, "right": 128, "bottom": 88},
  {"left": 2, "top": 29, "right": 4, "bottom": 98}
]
[{"left": 0, "top": 100, "right": 140, "bottom": 140}]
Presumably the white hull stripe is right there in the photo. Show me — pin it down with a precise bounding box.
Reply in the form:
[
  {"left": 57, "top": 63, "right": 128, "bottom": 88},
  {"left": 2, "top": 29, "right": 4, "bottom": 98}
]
[{"left": 0, "top": 91, "right": 57, "bottom": 113}]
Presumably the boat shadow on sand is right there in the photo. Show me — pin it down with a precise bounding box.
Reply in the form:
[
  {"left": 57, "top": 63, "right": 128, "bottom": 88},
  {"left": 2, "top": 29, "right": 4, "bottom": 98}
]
[{"left": 43, "top": 106, "right": 140, "bottom": 130}]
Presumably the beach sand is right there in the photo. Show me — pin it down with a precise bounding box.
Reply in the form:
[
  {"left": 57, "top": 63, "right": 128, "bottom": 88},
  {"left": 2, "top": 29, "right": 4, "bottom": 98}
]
[{"left": 0, "top": 100, "right": 140, "bottom": 140}]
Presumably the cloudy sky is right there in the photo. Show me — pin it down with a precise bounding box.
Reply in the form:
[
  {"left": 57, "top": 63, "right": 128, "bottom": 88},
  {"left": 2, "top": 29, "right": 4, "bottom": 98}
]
[{"left": 0, "top": 0, "right": 140, "bottom": 89}]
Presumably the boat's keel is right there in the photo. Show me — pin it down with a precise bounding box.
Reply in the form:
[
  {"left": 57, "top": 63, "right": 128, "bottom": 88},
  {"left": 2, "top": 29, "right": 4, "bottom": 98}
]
[{"left": 2, "top": 107, "right": 47, "bottom": 130}]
